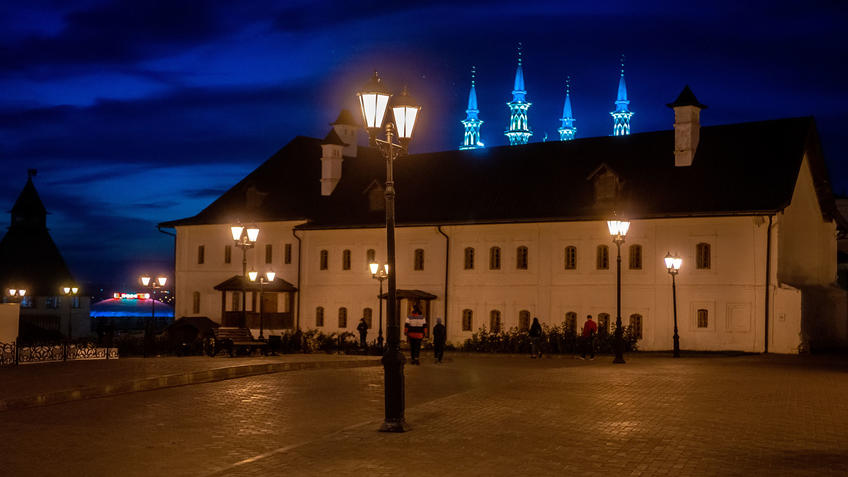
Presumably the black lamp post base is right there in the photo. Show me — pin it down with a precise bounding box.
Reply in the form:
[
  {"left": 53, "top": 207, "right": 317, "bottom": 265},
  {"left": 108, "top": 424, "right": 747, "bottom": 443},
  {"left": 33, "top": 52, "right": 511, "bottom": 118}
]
[
  {"left": 613, "top": 356, "right": 626, "bottom": 364},
  {"left": 380, "top": 347, "right": 406, "bottom": 432},
  {"left": 673, "top": 336, "right": 680, "bottom": 358},
  {"left": 379, "top": 418, "right": 410, "bottom": 433}
]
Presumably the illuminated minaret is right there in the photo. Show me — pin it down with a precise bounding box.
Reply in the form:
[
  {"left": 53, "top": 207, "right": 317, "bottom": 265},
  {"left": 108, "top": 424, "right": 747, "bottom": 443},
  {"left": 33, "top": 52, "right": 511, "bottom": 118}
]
[
  {"left": 505, "top": 43, "right": 532, "bottom": 145},
  {"left": 558, "top": 76, "right": 576, "bottom": 141},
  {"left": 611, "top": 56, "right": 634, "bottom": 136},
  {"left": 460, "top": 66, "right": 484, "bottom": 150}
]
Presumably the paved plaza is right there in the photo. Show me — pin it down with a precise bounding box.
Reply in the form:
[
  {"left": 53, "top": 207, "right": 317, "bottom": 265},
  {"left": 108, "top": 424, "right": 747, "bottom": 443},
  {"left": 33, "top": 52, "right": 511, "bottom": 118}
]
[{"left": 1, "top": 352, "right": 847, "bottom": 476}]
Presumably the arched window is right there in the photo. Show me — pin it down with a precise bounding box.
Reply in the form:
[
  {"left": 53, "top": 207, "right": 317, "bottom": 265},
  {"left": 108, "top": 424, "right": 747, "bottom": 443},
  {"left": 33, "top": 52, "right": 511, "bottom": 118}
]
[
  {"left": 518, "top": 310, "right": 531, "bottom": 331},
  {"left": 564, "top": 246, "right": 577, "bottom": 270},
  {"left": 697, "top": 309, "right": 709, "bottom": 328},
  {"left": 319, "top": 250, "right": 328, "bottom": 270},
  {"left": 696, "top": 243, "right": 711, "bottom": 269},
  {"left": 597, "top": 313, "right": 610, "bottom": 335},
  {"left": 462, "top": 309, "right": 473, "bottom": 331},
  {"left": 366, "top": 249, "right": 376, "bottom": 263},
  {"left": 565, "top": 312, "right": 577, "bottom": 335},
  {"left": 490, "top": 310, "right": 502, "bottom": 333},
  {"left": 192, "top": 291, "right": 200, "bottom": 314},
  {"left": 464, "top": 247, "right": 475, "bottom": 270},
  {"left": 629, "top": 244, "right": 642, "bottom": 270},
  {"left": 342, "top": 249, "right": 351, "bottom": 270},
  {"left": 363, "top": 307, "right": 373, "bottom": 328},
  {"left": 516, "top": 246, "right": 529, "bottom": 270},
  {"left": 414, "top": 249, "right": 425, "bottom": 270},
  {"left": 316, "top": 306, "right": 325, "bottom": 327},
  {"left": 596, "top": 245, "right": 609, "bottom": 270},
  {"left": 629, "top": 314, "right": 643, "bottom": 339},
  {"left": 338, "top": 307, "right": 348, "bottom": 328},
  {"left": 489, "top": 247, "right": 501, "bottom": 270}
]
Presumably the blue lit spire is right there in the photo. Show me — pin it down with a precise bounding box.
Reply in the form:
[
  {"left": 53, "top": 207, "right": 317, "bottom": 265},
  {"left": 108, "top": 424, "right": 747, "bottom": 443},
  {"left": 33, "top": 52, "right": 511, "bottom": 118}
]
[
  {"left": 505, "top": 42, "right": 532, "bottom": 145},
  {"left": 460, "top": 66, "right": 484, "bottom": 150},
  {"left": 611, "top": 55, "right": 634, "bottom": 136},
  {"left": 558, "top": 76, "right": 576, "bottom": 141}
]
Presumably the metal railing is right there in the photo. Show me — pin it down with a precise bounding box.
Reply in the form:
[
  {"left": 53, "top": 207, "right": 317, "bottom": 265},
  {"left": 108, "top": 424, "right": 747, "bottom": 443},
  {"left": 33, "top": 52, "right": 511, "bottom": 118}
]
[{"left": 0, "top": 340, "right": 118, "bottom": 366}]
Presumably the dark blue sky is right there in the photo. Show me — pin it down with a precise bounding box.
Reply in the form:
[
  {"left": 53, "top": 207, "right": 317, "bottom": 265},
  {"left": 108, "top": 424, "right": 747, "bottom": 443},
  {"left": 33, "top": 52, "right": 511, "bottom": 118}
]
[{"left": 1, "top": 0, "right": 846, "bottom": 290}]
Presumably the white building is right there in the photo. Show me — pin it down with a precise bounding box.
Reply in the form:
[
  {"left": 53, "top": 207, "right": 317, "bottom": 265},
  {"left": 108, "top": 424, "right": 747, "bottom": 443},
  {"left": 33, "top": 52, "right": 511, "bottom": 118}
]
[{"left": 160, "top": 91, "right": 848, "bottom": 354}]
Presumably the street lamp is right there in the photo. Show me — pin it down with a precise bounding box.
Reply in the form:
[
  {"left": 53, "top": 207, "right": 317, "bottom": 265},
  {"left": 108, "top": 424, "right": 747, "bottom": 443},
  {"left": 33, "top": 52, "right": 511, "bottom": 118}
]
[
  {"left": 231, "top": 222, "right": 259, "bottom": 328},
  {"left": 248, "top": 270, "right": 275, "bottom": 340},
  {"left": 61, "top": 286, "right": 79, "bottom": 339},
  {"left": 358, "top": 71, "right": 421, "bottom": 433},
  {"left": 7, "top": 288, "right": 27, "bottom": 300},
  {"left": 664, "top": 252, "right": 683, "bottom": 358},
  {"left": 369, "top": 261, "right": 390, "bottom": 352},
  {"left": 607, "top": 217, "right": 630, "bottom": 364},
  {"left": 140, "top": 274, "right": 167, "bottom": 358}
]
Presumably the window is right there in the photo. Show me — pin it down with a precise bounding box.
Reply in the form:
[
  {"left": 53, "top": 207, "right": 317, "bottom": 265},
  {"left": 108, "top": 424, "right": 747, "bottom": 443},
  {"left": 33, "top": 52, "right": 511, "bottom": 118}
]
[
  {"left": 516, "top": 246, "right": 528, "bottom": 270},
  {"left": 366, "top": 249, "right": 376, "bottom": 263},
  {"left": 597, "top": 313, "right": 610, "bottom": 335},
  {"left": 489, "top": 310, "right": 502, "bottom": 333},
  {"left": 342, "top": 249, "right": 351, "bottom": 270},
  {"left": 72, "top": 296, "right": 80, "bottom": 309},
  {"left": 316, "top": 306, "right": 324, "bottom": 327},
  {"left": 464, "top": 247, "right": 475, "bottom": 270},
  {"left": 462, "top": 309, "right": 473, "bottom": 331},
  {"left": 232, "top": 292, "right": 241, "bottom": 312},
  {"left": 192, "top": 292, "right": 200, "bottom": 314},
  {"left": 596, "top": 245, "right": 609, "bottom": 270},
  {"left": 565, "top": 312, "right": 577, "bottom": 335},
  {"left": 629, "top": 244, "right": 642, "bottom": 270},
  {"left": 224, "top": 245, "right": 232, "bottom": 264},
  {"left": 564, "top": 246, "right": 577, "bottom": 270},
  {"left": 46, "top": 296, "right": 59, "bottom": 309},
  {"left": 265, "top": 244, "right": 273, "bottom": 264},
  {"left": 629, "top": 314, "right": 643, "bottom": 339},
  {"left": 320, "top": 250, "right": 328, "bottom": 270},
  {"left": 197, "top": 245, "right": 205, "bottom": 264},
  {"left": 518, "top": 310, "right": 531, "bottom": 331},
  {"left": 21, "top": 296, "right": 33, "bottom": 308},
  {"left": 414, "top": 249, "right": 425, "bottom": 270},
  {"left": 696, "top": 243, "right": 711, "bottom": 269},
  {"left": 363, "top": 308, "right": 373, "bottom": 328},
  {"left": 284, "top": 243, "right": 292, "bottom": 264},
  {"left": 338, "top": 307, "right": 348, "bottom": 328},
  {"left": 489, "top": 247, "right": 501, "bottom": 270},
  {"left": 697, "top": 309, "right": 709, "bottom": 328}
]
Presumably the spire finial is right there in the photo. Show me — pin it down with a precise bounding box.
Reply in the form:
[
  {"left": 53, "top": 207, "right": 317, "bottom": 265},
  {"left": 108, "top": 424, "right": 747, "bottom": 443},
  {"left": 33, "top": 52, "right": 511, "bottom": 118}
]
[
  {"left": 620, "top": 54, "right": 625, "bottom": 77},
  {"left": 27, "top": 169, "right": 37, "bottom": 179},
  {"left": 471, "top": 65, "right": 476, "bottom": 87},
  {"left": 566, "top": 75, "right": 571, "bottom": 95},
  {"left": 518, "top": 42, "right": 523, "bottom": 66}
]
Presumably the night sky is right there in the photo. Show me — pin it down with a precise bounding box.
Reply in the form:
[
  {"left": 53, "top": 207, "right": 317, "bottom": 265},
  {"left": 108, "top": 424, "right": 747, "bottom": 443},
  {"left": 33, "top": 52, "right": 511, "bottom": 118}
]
[{"left": 1, "top": 0, "right": 846, "bottom": 291}]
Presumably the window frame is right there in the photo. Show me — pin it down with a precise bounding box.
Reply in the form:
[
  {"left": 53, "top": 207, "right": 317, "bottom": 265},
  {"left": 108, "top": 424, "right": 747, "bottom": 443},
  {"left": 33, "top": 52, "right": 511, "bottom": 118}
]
[
  {"left": 342, "top": 249, "right": 351, "bottom": 270},
  {"left": 224, "top": 245, "right": 232, "bottom": 264},
  {"left": 338, "top": 307, "right": 348, "bottom": 328},
  {"left": 489, "top": 310, "right": 502, "bottom": 333},
  {"left": 596, "top": 245, "right": 609, "bottom": 270},
  {"left": 696, "top": 242, "right": 711, "bottom": 269},
  {"left": 197, "top": 245, "right": 205, "bottom": 265},
  {"left": 629, "top": 313, "right": 643, "bottom": 339},
  {"left": 319, "top": 250, "right": 328, "bottom": 270},
  {"left": 564, "top": 246, "right": 577, "bottom": 270},
  {"left": 489, "top": 246, "right": 501, "bottom": 270},
  {"left": 464, "top": 247, "right": 475, "bottom": 270},
  {"left": 629, "top": 244, "right": 642, "bottom": 270},
  {"left": 192, "top": 291, "right": 200, "bottom": 314},
  {"left": 316, "top": 306, "right": 325, "bottom": 327},
  {"left": 516, "top": 246, "right": 529, "bottom": 270},
  {"left": 284, "top": 243, "right": 292, "bottom": 264},
  {"left": 462, "top": 309, "right": 473, "bottom": 331},
  {"left": 518, "top": 310, "right": 531, "bottom": 331},
  {"left": 697, "top": 309, "right": 709, "bottom": 328},
  {"left": 265, "top": 244, "right": 273, "bottom": 264},
  {"left": 414, "top": 249, "right": 425, "bottom": 271}
]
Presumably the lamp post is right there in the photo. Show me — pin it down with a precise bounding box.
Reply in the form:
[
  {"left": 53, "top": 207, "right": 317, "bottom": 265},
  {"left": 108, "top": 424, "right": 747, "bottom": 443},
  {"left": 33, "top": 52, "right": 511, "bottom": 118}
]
[
  {"left": 369, "top": 261, "right": 389, "bottom": 353},
  {"left": 358, "top": 71, "right": 421, "bottom": 432},
  {"left": 231, "top": 223, "right": 259, "bottom": 328},
  {"left": 607, "top": 217, "right": 630, "bottom": 364},
  {"left": 664, "top": 252, "right": 683, "bottom": 358},
  {"left": 61, "top": 286, "right": 79, "bottom": 361},
  {"left": 140, "top": 275, "right": 167, "bottom": 358},
  {"left": 7, "top": 288, "right": 27, "bottom": 301},
  {"left": 248, "top": 270, "right": 275, "bottom": 340}
]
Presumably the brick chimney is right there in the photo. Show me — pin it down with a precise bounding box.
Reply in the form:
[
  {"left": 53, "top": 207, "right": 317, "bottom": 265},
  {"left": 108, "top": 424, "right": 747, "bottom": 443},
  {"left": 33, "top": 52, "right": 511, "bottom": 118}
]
[{"left": 667, "top": 86, "right": 707, "bottom": 167}]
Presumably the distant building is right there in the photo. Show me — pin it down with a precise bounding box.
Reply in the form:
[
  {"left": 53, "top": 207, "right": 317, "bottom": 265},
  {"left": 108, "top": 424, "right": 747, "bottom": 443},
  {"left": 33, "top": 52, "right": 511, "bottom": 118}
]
[
  {"left": 0, "top": 171, "right": 91, "bottom": 340},
  {"left": 160, "top": 87, "right": 847, "bottom": 354},
  {"left": 91, "top": 293, "right": 174, "bottom": 333}
]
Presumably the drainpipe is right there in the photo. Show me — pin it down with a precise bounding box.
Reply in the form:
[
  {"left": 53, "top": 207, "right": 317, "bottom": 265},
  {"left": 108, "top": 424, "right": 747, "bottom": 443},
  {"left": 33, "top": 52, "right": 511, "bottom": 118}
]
[
  {"left": 437, "top": 226, "right": 450, "bottom": 336},
  {"left": 764, "top": 215, "right": 773, "bottom": 354},
  {"left": 292, "top": 229, "right": 302, "bottom": 330}
]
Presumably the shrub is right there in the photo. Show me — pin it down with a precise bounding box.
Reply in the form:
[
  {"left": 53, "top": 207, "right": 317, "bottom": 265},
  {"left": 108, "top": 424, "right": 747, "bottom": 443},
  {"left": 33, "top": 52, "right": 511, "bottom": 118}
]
[{"left": 461, "top": 321, "right": 639, "bottom": 354}]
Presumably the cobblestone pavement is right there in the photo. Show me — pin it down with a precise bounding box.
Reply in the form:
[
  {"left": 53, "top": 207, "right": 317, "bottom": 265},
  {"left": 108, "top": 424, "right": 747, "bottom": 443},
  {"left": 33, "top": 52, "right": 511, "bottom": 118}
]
[{"left": 1, "top": 353, "right": 847, "bottom": 476}]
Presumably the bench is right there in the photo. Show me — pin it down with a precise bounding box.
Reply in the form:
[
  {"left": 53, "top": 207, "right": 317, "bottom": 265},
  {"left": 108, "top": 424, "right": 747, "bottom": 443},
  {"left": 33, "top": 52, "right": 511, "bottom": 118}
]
[{"left": 203, "top": 327, "right": 267, "bottom": 357}]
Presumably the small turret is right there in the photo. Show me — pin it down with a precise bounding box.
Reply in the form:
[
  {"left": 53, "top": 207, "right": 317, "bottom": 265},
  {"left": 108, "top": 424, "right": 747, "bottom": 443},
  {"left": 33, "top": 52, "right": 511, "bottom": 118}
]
[
  {"left": 320, "top": 129, "right": 346, "bottom": 196},
  {"left": 330, "top": 109, "right": 359, "bottom": 157},
  {"left": 460, "top": 66, "right": 484, "bottom": 150},
  {"left": 505, "top": 43, "right": 532, "bottom": 145},
  {"left": 667, "top": 85, "right": 707, "bottom": 167},
  {"left": 558, "top": 76, "right": 577, "bottom": 141},
  {"left": 611, "top": 56, "right": 634, "bottom": 136}
]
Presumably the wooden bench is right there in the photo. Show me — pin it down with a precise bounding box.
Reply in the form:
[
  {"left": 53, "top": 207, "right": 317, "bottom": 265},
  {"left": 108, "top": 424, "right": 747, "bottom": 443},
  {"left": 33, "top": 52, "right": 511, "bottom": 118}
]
[{"left": 203, "top": 327, "right": 267, "bottom": 357}]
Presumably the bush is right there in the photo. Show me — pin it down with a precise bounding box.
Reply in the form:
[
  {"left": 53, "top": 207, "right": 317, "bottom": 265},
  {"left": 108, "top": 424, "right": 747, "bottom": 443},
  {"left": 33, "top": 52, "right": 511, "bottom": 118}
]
[{"left": 461, "top": 321, "right": 640, "bottom": 354}]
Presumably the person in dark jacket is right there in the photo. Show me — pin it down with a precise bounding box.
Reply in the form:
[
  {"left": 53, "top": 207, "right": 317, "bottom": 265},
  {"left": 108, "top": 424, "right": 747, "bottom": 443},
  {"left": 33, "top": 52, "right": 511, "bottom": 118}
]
[
  {"left": 356, "top": 318, "right": 369, "bottom": 348},
  {"left": 529, "top": 317, "right": 543, "bottom": 358},
  {"left": 404, "top": 304, "right": 426, "bottom": 365},
  {"left": 432, "top": 317, "right": 447, "bottom": 363},
  {"left": 580, "top": 315, "right": 598, "bottom": 360}
]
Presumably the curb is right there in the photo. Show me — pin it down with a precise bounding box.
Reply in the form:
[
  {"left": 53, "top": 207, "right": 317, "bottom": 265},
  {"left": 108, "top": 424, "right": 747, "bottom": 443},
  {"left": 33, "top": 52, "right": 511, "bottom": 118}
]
[{"left": 0, "top": 358, "right": 380, "bottom": 413}]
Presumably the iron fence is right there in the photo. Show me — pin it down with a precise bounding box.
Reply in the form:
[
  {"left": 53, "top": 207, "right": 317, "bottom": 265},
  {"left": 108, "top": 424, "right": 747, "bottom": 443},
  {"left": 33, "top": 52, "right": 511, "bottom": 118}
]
[{"left": 0, "top": 340, "right": 118, "bottom": 366}]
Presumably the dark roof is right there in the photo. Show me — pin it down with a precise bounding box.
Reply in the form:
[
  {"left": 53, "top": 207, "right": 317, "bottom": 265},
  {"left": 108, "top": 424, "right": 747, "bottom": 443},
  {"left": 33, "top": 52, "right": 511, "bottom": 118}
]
[
  {"left": 322, "top": 129, "right": 346, "bottom": 146},
  {"left": 213, "top": 275, "right": 298, "bottom": 292},
  {"left": 160, "top": 117, "right": 845, "bottom": 231},
  {"left": 11, "top": 176, "right": 47, "bottom": 219},
  {"left": 331, "top": 109, "right": 359, "bottom": 127},
  {"left": 667, "top": 85, "right": 708, "bottom": 109}
]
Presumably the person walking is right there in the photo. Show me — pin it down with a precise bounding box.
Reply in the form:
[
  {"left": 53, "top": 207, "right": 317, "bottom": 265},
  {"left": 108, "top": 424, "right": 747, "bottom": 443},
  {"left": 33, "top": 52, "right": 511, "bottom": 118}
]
[
  {"left": 529, "top": 317, "right": 543, "bottom": 358},
  {"left": 580, "top": 314, "right": 598, "bottom": 360},
  {"left": 433, "top": 317, "right": 446, "bottom": 363},
  {"left": 404, "top": 304, "right": 426, "bottom": 365},
  {"left": 356, "top": 317, "right": 368, "bottom": 348}
]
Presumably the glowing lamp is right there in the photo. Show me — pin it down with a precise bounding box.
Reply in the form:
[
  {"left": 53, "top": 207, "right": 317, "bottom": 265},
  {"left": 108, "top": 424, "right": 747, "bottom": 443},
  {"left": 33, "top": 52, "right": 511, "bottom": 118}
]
[
  {"left": 607, "top": 219, "right": 630, "bottom": 238},
  {"left": 63, "top": 287, "right": 71, "bottom": 294},
  {"left": 246, "top": 226, "right": 260, "bottom": 243},
  {"left": 72, "top": 287, "right": 79, "bottom": 294},
  {"left": 369, "top": 261, "right": 379, "bottom": 275},
  {"left": 664, "top": 252, "right": 682, "bottom": 274},
  {"left": 392, "top": 87, "right": 421, "bottom": 141},
  {"left": 140, "top": 275, "right": 151, "bottom": 287},
  {"left": 248, "top": 270, "right": 258, "bottom": 282},
  {"left": 230, "top": 225, "right": 244, "bottom": 241},
  {"left": 8, "top": 289, "right": 15, "bottom": 296},
  {"left": 19, "top": 289, "right": 26, "bottom": 297},
  {"left": 357, "top": 71, "right": 391, "bottom": 132},
  {"left": 265, "top": 271, "right": 276, "bottom": 282},
  {"left": 157, "top": 276, "right": 167, "bottom": 287}
]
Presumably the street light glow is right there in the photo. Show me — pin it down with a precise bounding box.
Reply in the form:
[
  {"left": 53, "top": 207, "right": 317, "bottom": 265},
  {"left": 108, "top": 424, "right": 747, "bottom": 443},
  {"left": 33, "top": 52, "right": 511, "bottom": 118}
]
[
  {"left": 246, "top": 226, "right": 260, "bottom": 243},
  {"left": 265, "top": 271, "right": 276, "bottom": 282},
  {"left": 230, "top": 225, "right": 244, "bottom": 241},
  {"left": 140, "top": 275, "right": 151, "bottom": 287}
]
